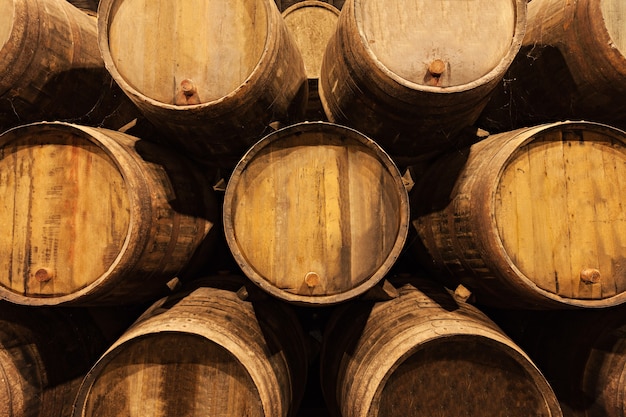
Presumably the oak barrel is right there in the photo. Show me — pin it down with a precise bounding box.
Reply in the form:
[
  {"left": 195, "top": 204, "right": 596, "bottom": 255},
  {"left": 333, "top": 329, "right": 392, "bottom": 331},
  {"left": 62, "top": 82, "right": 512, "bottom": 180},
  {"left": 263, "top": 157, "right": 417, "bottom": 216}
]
[
  {"left": 223, "top": 122, "right": 410, "bottom": 306},
  {"left": 283, "top": 1, "right": 340, "bottom": 120},
  {"left": 318, "top": 0, "right": 527, "bottom": 161},
  {"left": 0, "top": 302, "right": 118, "bottom": 417},
  {"left": 0, "top": 0, "right": 136, "bottom": 131},
  {"left": 479, "top": 0, "right": 626, "bottom": 132},
  {"left": 97, "top": 0, "right": 308, "bottom": 166},
  {"left": 412, "top": 121, "right": 626, "bottom": 309},
  {"left": 486, "top": 307, "right": 626, "bottom": 417},
  {"left": 0, "top": 122, "right": 219, "bottom": 306},
  {"left": 320, "top": 279, "right": 562, "bottom": 417},
  {"left": 72, "top": 280, "right": 309, "bottom": 417}
]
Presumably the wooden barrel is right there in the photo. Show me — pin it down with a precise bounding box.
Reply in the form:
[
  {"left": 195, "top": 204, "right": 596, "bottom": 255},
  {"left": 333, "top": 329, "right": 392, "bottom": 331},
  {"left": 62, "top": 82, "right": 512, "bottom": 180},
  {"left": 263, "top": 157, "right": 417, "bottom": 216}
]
[
  {"left": 318, "top": 0, "right": 527, "bottom": 161},
  {"left": 283, "top": 1, "right": 340, "bottom": 120},
  {"left": 478, "top": 0, "right": 626, "bottom": 133},
  {"left": 223, "top": 122, "right": 410, "bottom": 306},
  {"left": 72, "top": 280, "right": 309, "bottom": 417},
  {"left": 97, "top": 0, "right": 308, "bottom": 166},
  {"left": 487, "top": 307, "right": 626, "bottom": 417},
  {"left": 411, "top": 121, "right": 626, "bottom": 309},
  {"left": 320, "top": 279, "right": 563, "bottom": 417},
  {"left": 0, "top": 0, "right": 137, "bottom": 132},
  {"left": 0, "top": 122, "right": 219, "bottom": 306},
  {"left": 0, "top": 302, "right": 123, "bottom": 417}
]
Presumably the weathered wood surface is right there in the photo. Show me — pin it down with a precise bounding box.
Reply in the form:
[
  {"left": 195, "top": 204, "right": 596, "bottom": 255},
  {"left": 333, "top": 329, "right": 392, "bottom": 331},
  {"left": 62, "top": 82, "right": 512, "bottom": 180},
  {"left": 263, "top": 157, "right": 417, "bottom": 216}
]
[
  {"left": 0, "top": 122, "right": 219, "bottom": 306},
  {"left": 73, "top": 280, "right": 309, "bottom": 417},
  {"left": 319, "top": 0, "right": 527, "bottom": 162},
  {"left": 0, "top": 0, "right": 137, "bottom": 132},
  {"left": 320, "top": 279, "right": 562, "bottom": 417},
  {"left": 223, "top": 122, "right": 409, "bottom": 305},
  {"left": 412, "top": 121, "right": 626, "bottom": 309},
  {"left": 479, "top": 0, "right": 626, "bottom": 132},
  {"left": 98, "top": 0, "right": 308, "bottom": 167}
]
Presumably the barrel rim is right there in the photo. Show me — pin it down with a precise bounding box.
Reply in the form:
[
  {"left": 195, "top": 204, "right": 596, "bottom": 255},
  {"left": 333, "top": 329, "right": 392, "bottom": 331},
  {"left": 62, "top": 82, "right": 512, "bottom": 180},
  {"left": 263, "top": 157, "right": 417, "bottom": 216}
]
[
  {"left": 0, "top": 121, "right": 147, "bottom": 306},
  {"left": 97, "top": 0, "right": 278, "bottom": 111},
  {"left": 351, "top": 0, "right": 528, "bottom": 93},
  {"left": 223, "top": 121, "right": 410, "bottom": 305},
  {"left": 485, "top": 120, "right": 626, "bottom": 308}
]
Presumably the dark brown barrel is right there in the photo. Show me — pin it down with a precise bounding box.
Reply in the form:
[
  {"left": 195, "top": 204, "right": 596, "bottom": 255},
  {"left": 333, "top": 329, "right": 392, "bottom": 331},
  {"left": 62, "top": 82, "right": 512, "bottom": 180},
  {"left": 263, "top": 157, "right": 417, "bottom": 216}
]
[
  {"left": 0, "top": 122, "right": 219, "bottom": 306},
  {"left": 0, "top": 0, "right": 137, "bottom": 132},
  {"left": 412, "top": 121, "right": 626, "bottom": 309},
  {"left": 487, "top": 307, "right": 626, "bottom": 417},
  {"left": 0, "top": 302, "right": 126, "bottom": 417},
  {"left": 223, "top": 122, "right": 409, "bottom": 306},
  {"left": 320, "top": 279, "right": 562, "bottom": 417},
  {"left": 283, "top": 1, "right": 340, "bottom": 120},
  {"left": 319, "top": 0, "right": 527, "bottom": 162},
  {"left": 97, "top": 0, "right": 308, "bottom": 166},
  {"left": 72, "top": 280, "right": 309, "bottom": 417},
  {"left": 479, "top": 0, "right": 626, "bottom": 133}
]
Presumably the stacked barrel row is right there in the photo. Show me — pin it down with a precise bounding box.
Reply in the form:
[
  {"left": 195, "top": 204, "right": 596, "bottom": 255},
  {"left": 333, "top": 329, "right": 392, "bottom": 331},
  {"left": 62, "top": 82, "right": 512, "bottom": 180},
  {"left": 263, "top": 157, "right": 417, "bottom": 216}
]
[{"left": 1, "top": 0, "right": 626, "bottom": 416}]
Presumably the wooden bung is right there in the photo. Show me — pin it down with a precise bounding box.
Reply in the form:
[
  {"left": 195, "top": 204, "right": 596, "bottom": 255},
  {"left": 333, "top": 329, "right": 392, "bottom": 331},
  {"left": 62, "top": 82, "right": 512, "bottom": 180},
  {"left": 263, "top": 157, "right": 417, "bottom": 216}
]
[
  {"left": 223, "top": 122, "right": 410, "bottom": 306},
  {"left": 411, "top": 121, "right": 626, "bottom": 309}
]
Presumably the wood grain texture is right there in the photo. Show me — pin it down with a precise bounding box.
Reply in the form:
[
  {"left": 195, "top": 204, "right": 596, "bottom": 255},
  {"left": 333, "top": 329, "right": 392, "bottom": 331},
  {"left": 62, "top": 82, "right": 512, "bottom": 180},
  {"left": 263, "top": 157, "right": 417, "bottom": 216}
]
[
  {"left": 73, "top": 281, "right": 309, "bottom": 417},
  {"left": 318, "top": 0, "right": 527, "bottom": 159},
  {"left": 0, "top": 122, "right": 219, "bottom": 306},
  {"left": 412, "top": 121, "right": 626, "bottom": 308},
  {"left": 223, "top": 122, "right": 409, "bottom": 305},
  {"left": 98, "top": 0, "right": 308, "bottom": 165},
  {"left": 0, "top": 0, "right": 137, "bottom": 131},
  {"left": 320, "top": 280, "right": 562, "bottom": 417}
]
